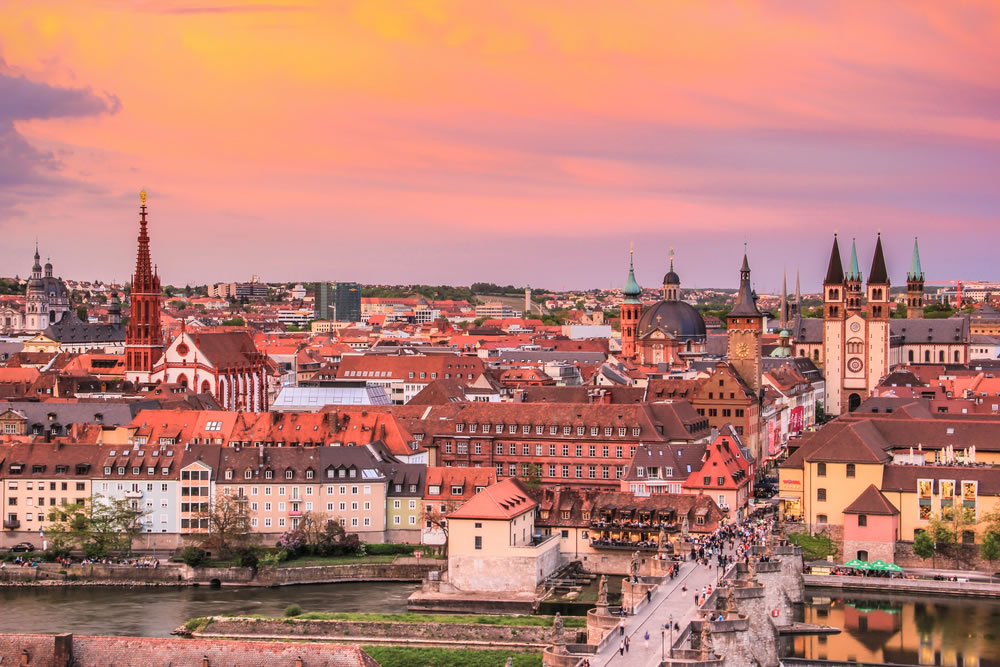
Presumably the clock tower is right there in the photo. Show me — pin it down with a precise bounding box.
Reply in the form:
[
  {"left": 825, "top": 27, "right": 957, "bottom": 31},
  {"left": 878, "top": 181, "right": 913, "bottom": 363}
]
[{"left": 727, "top": 249, "right": 764, "bottom": 396}]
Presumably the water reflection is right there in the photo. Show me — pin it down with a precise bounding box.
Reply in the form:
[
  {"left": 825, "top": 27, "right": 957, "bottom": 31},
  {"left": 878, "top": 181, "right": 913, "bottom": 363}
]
[
  {"left": 0, "top": 582, "right": 417, "bottom": 638},
  {"left": 792, "top": 588, "right": 1000, "bottom": 666}
]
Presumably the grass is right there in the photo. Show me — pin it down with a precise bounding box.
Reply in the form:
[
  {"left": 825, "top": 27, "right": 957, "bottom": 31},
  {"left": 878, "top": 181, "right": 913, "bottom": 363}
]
[
  {"left": 184, "top": 618, "right": 211, "bottom": 633},
  {"left": 210, "top": 612, "right": 584, "bottom": 628},
  {"left": 788, "top": 531, "right": 838, "bottom": 562},
  {"left": 363, "top": 646, "right": 542, "bottom": 667}
]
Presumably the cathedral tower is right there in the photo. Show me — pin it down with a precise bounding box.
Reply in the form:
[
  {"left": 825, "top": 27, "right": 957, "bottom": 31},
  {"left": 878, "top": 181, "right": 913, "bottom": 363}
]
[
  {"left": 663, "top": 248, "right": 680, "bottom": 302},
  {"left": 727, "top": 248, "right": 764, "bottom": 396},
  {"left": 822, "top": 235, "right": 846, "bottom": 415},
  {"left": 126, "top": 190, "right": 164, "bottom": 383},
  {"left": 906, "top": 237, "right": 925, "bottom": 318},
  {"left": 620, "top": 246, "right": 642, "bottom": 361}
]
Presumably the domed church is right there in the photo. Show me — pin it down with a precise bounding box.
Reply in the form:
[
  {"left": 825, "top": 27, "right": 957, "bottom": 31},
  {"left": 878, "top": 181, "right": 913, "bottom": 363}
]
[{"left": 620, "top": 249, "right": 707, "bottom": 365}]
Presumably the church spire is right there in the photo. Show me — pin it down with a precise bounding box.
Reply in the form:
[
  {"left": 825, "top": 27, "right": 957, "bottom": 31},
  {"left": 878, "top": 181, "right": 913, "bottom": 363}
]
[
  {"left": 780, "top": 269, "right": 788, "bottom": 329},
  {"left": 32, "top": 242, "right": 42, "bottom": 279},
  {"left": 908, "top": 236, "right": 924, "bottom": 281},
  {"left": 730, "top": 245, "right": 763, "bottom": 317},
  {"left": 824, "top": 234, "right": 844, "bottom": 285},
  {"left": 847, "top": 238, "right": 861, "bottom": 282},
  {"left": 126, "top": 189, "right": 164, "bottom": 378},
  {"left": 869, "top": 232, "right": 889, "bottom": 285}
]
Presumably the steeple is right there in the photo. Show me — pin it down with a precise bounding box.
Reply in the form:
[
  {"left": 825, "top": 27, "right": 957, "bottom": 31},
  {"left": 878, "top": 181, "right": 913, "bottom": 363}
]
[
  {"left": 794, "top": 269, "right": 801, "bottom": 317},
  {"left": 868, "top": 233, "right": 889, "bottom": 285},
  {"left": 622, "top": 244, "right": 641, "bottom": 304},
  {"left": 908, "top": 237, "right": 923, "bottom": 281},
  {"left": 824, "top": 234, "right": 845, "bottom": 285},
  {"left": 780, "top": 269, "right": 788, "bottom": 329},
  {"left": 729, "top": 245, "right": 763, "bottom": 317},
  {"left": 126, "top": 189, "right": 164, "bottom": 378},
  {"left": 906, "top": 236, "right": 925, "bottom": 318},
  {"left": 31, "top": 243, "right": 42, "bottom": 280},
  {"left": 847, "top": 238, "right": 861, "bottom": 282}
]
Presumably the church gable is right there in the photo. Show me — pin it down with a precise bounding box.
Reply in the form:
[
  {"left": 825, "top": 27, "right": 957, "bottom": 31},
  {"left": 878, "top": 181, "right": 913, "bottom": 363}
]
[{"left": 162, "top": 332, "right": 216, "bottom": 370}]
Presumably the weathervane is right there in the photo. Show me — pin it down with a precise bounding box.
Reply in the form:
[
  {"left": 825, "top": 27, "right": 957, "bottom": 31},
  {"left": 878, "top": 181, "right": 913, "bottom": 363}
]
[{"left": 140, "top": 189, "right": 147, "bottom": 205}]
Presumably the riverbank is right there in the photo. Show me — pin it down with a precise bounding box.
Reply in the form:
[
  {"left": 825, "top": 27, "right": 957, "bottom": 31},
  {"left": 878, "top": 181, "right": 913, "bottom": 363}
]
[
  {"left": 183, "top": 613, "right": 581, "bottom": 651},
  {"left": 0, "top": 557, "right": 441, "bottom": 588},
  {"left": 804, "top": 573, "right": 1000, "bottom": 598}
]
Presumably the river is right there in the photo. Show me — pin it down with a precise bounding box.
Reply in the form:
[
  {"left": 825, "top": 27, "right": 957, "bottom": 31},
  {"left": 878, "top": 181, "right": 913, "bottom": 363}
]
[
  {"left": 0, "top": 582, "right": 417, "bottom": 638},
  {"left": 788, "top": 587, "right": 1000, "bottom": 666}
]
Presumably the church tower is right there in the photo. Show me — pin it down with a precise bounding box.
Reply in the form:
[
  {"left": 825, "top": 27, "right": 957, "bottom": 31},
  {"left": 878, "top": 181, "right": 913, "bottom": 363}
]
[
  {"left": 845, "top": 238, "right": 863, "bottom": 315},
  {"left": 663, "top": 248, "right": 680, "bottom": 301},
  {"left": 822, "top": 235, "right": 846, "bottom": 415},
  {"left": 726, "top": 248, "right": 764, "bottom": 396},
  {"left": 906, "top": 237, "right": 925, "bottom": 318},
  {"left": 620, "top": 246, "right": 642, "bottom": 361},
  {"left": 25, "top": 244, "right": 44, "bottom": 332},
  {"left": 126, "top": 190, "right": 164, "bottom": 383},
  {"left": 865, "top": 232, "right": 891, "bottom": 397}
]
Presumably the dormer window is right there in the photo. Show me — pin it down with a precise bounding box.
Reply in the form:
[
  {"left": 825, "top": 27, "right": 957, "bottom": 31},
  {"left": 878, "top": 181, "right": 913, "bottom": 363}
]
[
  {"left": 104, "top": 466, "right": 112, "bottom": 475},
  {"left": 265, "top": 470, "right": 273, "bottom": 479},
  {"left": 132, "top": 467, "right": 140, "bottom": 475},
  {"left": 636, "top": 466, "right": 645, "bottom": 478},
  {"left": 451, "top": 485, "right": 463, "bottom": 495},
  {"left": 245, "top": 470, "right": 253, "bottom": 479},
  {"left": 429, "top": 485, "right": 441, "bottom": 495},
  {"left": 225, "top": 470, "right": 233, "bottom": 480},
  {"left": 118, "top": 467, "right": 126, "bottom": 475},
  {"left": 306, "top": 470, "right": 314, "bottom": 479}
]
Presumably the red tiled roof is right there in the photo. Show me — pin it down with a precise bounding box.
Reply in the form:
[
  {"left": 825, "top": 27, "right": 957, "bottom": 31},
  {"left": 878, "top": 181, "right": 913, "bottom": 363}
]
[
  {"left": 842, "top": 484, "right": 899, "bottom": 515},
  {"left": 449, "top": 477, "right": 537, "bottom": 520}
]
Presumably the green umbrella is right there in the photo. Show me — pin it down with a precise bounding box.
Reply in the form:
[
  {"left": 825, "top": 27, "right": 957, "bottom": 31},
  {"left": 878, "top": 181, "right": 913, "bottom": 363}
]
[
  {"left": 868, "top": 560, "right": 890, "bottom": 571},
  {"left": 843, "top": 559, "right": 871, "bottom": 569}
]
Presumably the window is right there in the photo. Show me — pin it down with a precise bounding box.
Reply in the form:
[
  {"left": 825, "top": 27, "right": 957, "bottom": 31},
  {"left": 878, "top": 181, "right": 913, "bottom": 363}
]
[
  {"left": 474, "top": 536, "right": 482, "bottom": 550},
  {"left": 817, "top": 514, "right": 827, "bottom": 524},
  {"left": 846, "top": 463, "right": 856, "bottom": 478},
  {"left": 858, "top": 514, "right": 867, "bottom": 527},
  {"left": 817, "top": 463, "right": 826, "bottom": 477},
  {"left": 817, "top": 488, "right": 826, "bottom": 501}
]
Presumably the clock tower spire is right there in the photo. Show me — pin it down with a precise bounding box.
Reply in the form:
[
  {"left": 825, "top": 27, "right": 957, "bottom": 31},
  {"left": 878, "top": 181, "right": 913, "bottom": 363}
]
[{"left": 727, "top": 245, "right": 764, "bottom": 396}]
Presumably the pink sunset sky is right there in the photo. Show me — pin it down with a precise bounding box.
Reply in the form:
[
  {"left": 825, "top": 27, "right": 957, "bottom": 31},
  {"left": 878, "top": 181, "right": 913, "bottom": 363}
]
[{"left": 1, "top": 1, "right": 998, "bottom": 291}]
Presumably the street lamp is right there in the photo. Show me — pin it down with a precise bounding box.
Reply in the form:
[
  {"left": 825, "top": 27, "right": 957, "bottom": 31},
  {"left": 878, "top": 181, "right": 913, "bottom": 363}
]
[
  {"left": 661, "top": 624, "right": 665, "bottom": 663},
  {"left": 668, "top": 615, "right": 674, "bottom": 658}
]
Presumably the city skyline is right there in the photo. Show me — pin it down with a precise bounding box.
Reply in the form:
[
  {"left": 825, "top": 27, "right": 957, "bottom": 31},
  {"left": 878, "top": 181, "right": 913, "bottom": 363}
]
[{"left": 1, "top": 1, "right": 998, "bottom": 289}]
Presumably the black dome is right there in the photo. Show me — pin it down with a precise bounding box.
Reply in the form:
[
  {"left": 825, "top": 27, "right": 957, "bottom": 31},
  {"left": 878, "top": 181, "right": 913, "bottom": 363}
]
[
  {"left": 637, "top": 300, "right": 706, "bottom": 341},
  {"left": 663, "top": 270, "right": 680, "bottom": 285}
]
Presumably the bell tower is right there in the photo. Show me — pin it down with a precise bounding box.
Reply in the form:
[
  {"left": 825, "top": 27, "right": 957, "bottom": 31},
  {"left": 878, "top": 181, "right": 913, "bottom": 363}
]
[
  {"left": 620, "top": 244, "right": 642, "bottom": 361},
  {"left": 126, "top": 190, "right": 164, "bottom": 383},
  {"left": 845, "top": 238, "right": 863, "bottom": 315},
  {"left": 906, "top": 237, "right": 925, "bottom": 318},
  {"left": 726, "top": 247, "right": 763, "bottom": 396},
  {"left": 823, "top": 234, "right": 846, "bottom": 415}
]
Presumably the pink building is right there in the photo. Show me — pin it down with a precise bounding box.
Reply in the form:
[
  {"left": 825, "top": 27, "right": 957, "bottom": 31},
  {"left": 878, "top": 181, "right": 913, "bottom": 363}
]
[{"left": 841, "top": 484, "right": 900, "bottom": 563}]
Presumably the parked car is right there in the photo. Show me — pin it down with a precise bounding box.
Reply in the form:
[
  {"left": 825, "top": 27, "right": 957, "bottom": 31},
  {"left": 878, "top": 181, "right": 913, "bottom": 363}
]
[{"left": 10, "top": 542, "right": 35, "bottom": 553}]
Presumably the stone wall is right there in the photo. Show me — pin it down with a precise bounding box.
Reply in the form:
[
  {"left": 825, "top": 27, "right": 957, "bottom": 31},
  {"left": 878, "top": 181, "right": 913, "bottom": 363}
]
[
  {"left": 199, "top": 616, "right": 553, "bottom": 647},
  {"left": 804, "top": 574, "right": 1000, "bottom": 598},
  {"left": 842, "top": 538, "right": 895, "bottom": 564},
  {"left": 256, "top": 562, "right": 438, "bottom": 586},
  {"left": 894, "top": 540, "right": 991, "bottom": 571}
]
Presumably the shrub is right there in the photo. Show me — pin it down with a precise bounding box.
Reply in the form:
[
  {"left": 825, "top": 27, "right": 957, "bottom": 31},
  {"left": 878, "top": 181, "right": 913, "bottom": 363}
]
[
  {"left": 278, "top": 530, "right": 307, "bottom": 558},
  {"left": 284, "top": 604, "right": 303, "bottom": 617},
  {"left": 179, "top": 546, "right": 209, "bottom": 567},
  {"left": 235, "top": 547, "right": 261, "bottom": 570}
]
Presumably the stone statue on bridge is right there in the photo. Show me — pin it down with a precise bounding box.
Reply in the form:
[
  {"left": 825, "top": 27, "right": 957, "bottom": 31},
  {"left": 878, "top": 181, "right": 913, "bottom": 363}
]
[
  {"left": 699, "top": 620, "right": 714, "bottom": 659},
  {"left": 597, "top": 574, "right": 609, "bottom": 608},
  {"left": 630, "top": 550, "right": 640, "bottom": 582},
  {"left": 681, "top": 515, "right": 689, "bottom": 538},
  {"left": 657, "top": 524, "right": 668, "bottom": 551},
  {"left": 552, "top": 612, "right": 566, "bottom": 650}
]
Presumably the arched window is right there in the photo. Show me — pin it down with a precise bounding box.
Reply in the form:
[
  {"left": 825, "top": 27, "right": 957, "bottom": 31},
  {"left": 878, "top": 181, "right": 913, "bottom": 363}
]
[
  {"left": 813, "top": 349, "right": 820, "bottom": 361},
  {"left": 201, "top": 380, "right": 211, "bottom": 394},
  {"left": 848, "top": 393, "right": 862, "bottom": 412},
  {"left": 925, "top": 351, "right": 931, "bottom": 363},
  {"left": 954, "top": 350, "right": 960, "bottom": 363},
  {"left": 939, "top": 350, "right": 945, "bottom": 363},
  {"left": 908, "top": 350, "right": 914, "bottom": 362},
  {"left": 176, "top": 373, "right": 189, "bottom": 389}
]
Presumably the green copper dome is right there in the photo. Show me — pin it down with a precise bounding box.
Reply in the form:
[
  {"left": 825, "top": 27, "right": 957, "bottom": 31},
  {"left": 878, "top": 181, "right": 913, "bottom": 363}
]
[{"left": 623, "top": 255, "right": 642, "bottom": 304}]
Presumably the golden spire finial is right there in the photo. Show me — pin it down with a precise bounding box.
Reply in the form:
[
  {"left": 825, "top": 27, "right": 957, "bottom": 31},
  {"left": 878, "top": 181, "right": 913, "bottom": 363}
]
[
  {"left": 140, "top": 189, "right": 147, "bottom": 204},
  {"left": 630, "top": 241, "right": 634, "bottom": 256}
]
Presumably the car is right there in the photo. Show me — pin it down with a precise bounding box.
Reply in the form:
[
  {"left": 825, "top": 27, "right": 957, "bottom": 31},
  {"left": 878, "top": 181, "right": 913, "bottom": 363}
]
[{"left": 10, "top": 542, "right": 35, "bottom": 553}]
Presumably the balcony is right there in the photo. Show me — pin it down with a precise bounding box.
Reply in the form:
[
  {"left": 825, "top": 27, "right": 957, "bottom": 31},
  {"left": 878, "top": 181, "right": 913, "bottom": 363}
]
[
  {"left": 3, "top": 520, "right": 20, "bottom": 530},
  {"left": 289, "top": 510, "right": 302, "bottom": 517},
  {"left": 590, "top": 538, "right": 664, "bottom": 551},
  {"left": 124, "top": 490, "right": 144, "bottom": 499}
]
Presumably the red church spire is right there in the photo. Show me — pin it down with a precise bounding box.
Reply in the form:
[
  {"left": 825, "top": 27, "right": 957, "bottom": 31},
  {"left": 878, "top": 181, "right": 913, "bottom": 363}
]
[{"left": 126, "top": 190, "right": 164, "bottom": 378}]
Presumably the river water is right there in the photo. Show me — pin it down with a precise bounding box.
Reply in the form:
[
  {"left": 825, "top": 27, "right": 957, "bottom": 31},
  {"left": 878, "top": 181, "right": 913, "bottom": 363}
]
[
  {"left": 0, "top": 582, "right": 416, "bottom": 638},
  {"left": 789, "top": 587, "right": 1000, "bottom": 666}
]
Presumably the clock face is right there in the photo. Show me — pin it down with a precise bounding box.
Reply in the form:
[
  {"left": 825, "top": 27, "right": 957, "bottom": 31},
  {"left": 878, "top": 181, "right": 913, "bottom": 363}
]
[
  {"left": 735, "top": 342, "right": 750, "bottom": 359},
  {"left": 847, "top": 357, "right": 863, "bottom": 373},
  {"left": 850, "top": 322, "right": 861, "bottom": 332}
]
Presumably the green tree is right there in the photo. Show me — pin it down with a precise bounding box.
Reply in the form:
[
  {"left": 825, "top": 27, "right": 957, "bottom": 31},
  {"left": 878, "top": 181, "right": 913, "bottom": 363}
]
[
  {"left": 46, "top": 495, "right": 147, "bottom": 558},
  {"left": 912, "top": 531, "right": 934, "bottom": 562},
  {"left": 891, "top": 302, "right": 908, "bottom": 318},
  {"left": 981, "top": 532, "right": 1000, "bottom": 567},
  {"left": 221, "top": 317, "right": 246, "bottom": 326},
  {"left": 76, "top": 305, "right": 88, "bottom": 322},
  {"left": 195, "top": 494, "right": 251, "bottom": 557}
]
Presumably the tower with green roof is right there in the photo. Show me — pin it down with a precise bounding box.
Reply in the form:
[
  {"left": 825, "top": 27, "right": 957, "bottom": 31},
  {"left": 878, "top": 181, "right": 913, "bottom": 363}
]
[
  {"left": 906, "top": 237, "right": 924, "bottom": 318},
  {"left": 620, "top": 245, "right": 643, "bottom": 360},
  {"left": 845, "top": 237, "right": 863, "bottom": 314}
]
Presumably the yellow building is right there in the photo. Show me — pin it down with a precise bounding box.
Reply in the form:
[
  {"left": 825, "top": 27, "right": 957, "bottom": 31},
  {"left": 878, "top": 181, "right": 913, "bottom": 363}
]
[{"left": 779, "top": 411, "right": 1000, "bottom": 554}]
